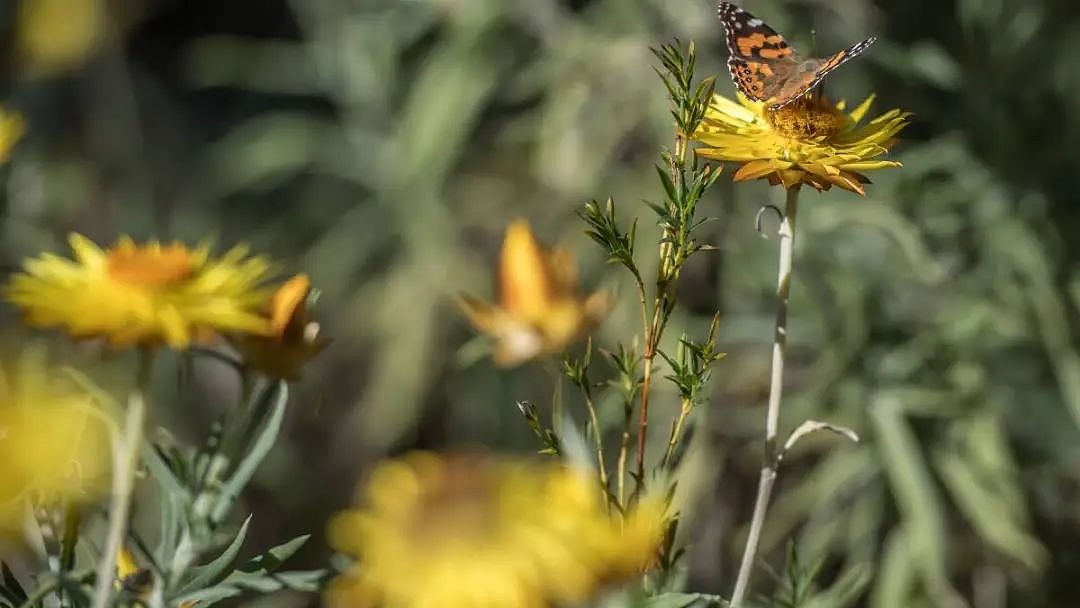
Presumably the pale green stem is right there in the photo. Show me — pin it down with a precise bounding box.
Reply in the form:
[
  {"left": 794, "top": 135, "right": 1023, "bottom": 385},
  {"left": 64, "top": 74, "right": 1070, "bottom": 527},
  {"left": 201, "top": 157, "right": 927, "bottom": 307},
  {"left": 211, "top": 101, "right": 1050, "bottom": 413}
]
[
  {"left": 730, "top": 185, "right": 800, "bottom": 606},
  {"left": 661, "top": 397, "right": 693, "bottom": 470},
  {"left": 90, "top": 352, "right": 152, "bottom": 608},
  {"left": 89, "top": 391, "right": 145, "bottom": 608}
]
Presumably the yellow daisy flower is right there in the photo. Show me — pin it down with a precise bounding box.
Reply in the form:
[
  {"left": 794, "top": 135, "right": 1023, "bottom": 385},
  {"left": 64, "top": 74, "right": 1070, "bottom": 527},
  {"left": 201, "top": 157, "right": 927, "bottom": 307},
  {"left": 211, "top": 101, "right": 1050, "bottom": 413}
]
[
  {"left": 693, "top": 93, "right": 910, "bottom": 195},
  {"left": 232, "top": 274, "right": 329, "bottom": 380},
  {"left": 326, "top": 453, "right": 665, "bottom": 608},
  {"left": 115, "top": 546, "right": 197, "bottom": 607},
  {"left": 115, "top": 547, "right": 152, "bottom": 593},
  {"left": 0, "top": 109, "right": 25, "bottom": 165},
  {"left": 5, "top": 234, "right": 274, "bottom": 349},
  {"left": 17, "top": 0, "right": 105, "bottom": 75},
  {"left": 457, "top": 220, "right": 607, "bottom": 366},
  {"left": 0, "top": 355, "right": 111, "bottom": 533}
]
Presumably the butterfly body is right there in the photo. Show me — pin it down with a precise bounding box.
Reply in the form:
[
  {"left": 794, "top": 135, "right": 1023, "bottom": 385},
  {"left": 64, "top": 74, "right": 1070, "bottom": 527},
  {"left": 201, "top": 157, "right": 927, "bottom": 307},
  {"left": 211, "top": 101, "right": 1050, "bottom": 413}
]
[{"left": 717, "top": 2, "right": 875, "bottom": 110}]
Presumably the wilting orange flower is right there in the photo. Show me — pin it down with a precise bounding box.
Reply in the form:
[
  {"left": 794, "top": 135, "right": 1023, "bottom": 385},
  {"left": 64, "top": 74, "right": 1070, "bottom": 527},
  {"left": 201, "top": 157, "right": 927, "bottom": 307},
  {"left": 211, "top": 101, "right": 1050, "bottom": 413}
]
[
  {"left": 457, "top": 220, "right": 607, "bottom": 366},
  {"left": 5, "top": 235, "right": 274, "bottom": 349},
  {"left": 694, "top": 93, "right": 909, "bottom": 195},
  {"left": 326, "top": 453, "right": 665, "bottom": 608},
  {"left": 232, "top": 274, "right": 329, "bottom": 380}
]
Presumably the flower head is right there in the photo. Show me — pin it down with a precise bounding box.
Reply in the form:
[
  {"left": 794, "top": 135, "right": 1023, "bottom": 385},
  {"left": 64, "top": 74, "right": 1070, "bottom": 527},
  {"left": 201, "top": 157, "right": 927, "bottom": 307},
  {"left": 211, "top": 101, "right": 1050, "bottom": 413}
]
[
  {"left": 326, "top": 453, "right": 665, "bottom": 608},
  {"left": 18, "top": 0, "right": 105, "bottom": 75},
  {"left": 0, "top": 355, "right": 110, "bottom": 532},
  {"left": 457, "top": 220, "right": 607, "bottom": 366},
  {"left": 0, "top": 109, "right": 24, "bottom": 166},
  {"left": 694, "top": 93, "right": 909, "bottom": 195},
  {"left": 5, "top": 234, "right": 274, "bottom": 349},
  {"left": 232, "top": 274, "right": 329, "bottom": 380}
]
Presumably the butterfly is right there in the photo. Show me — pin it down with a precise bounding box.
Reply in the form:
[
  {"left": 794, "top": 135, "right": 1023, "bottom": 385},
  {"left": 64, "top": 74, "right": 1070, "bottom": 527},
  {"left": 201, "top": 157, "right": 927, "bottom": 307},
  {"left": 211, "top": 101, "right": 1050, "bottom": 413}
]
[{"left": 717, "top": 2, "right": 875, "bottom": 110}]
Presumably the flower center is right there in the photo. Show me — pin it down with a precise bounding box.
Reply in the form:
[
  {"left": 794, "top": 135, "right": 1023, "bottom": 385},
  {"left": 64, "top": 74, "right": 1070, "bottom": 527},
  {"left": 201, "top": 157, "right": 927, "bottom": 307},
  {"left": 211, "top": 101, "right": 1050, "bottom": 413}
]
[
  {"left": 407, "top": 458, "right": 498, "bottom": 544},
  {"left": 764, "top": 96, "right": 844, "bottom": 140},
  {"left": 106, "top": 244, "right": 195, "bottom": 287}
]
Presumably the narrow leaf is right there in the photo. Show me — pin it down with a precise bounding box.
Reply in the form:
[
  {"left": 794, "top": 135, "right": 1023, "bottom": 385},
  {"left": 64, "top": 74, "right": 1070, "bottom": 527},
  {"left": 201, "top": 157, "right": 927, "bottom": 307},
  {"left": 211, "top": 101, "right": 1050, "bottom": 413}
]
[
  {"left": 174, "top": 515, "right": 252, "bottom": 596},
  {"left": 210, "top": 382, "right": 288, "bottom": 524}
]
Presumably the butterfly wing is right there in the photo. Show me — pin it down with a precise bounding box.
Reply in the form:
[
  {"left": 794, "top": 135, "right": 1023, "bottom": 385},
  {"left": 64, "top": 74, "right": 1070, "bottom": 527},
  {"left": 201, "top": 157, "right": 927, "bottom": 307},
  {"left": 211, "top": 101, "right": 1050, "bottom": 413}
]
[
  {"left": 717, "top": 2, "right": 802, "bottom": 102},
  {"left": 769, "top": 37, "right": 877, "bottom": 110}
]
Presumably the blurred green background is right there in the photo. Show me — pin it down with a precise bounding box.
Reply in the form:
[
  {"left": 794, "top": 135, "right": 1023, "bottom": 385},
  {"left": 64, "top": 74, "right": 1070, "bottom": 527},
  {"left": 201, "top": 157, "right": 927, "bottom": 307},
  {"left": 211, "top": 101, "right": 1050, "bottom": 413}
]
[{"left": 3, "top": 0, "right": 1080, "bottom": 605}]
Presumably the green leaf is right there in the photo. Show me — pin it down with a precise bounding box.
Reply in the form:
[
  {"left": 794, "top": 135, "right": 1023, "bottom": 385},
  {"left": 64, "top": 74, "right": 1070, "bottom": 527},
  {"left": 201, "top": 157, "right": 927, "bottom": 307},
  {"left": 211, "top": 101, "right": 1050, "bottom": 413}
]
[
  {"left": 640, "top": 592, "right": 727, "bottom": 608},
  {"left": 934, "top": 447, "right": 1046, "bottom": 571},
  {"left": 142, "top": 441, "right": 192, "bottom": 503},
  {"left": 801, "top": 563, "right": 873, "bottom": 608},
  {"left": 236, "top": 534, "right": 311, "bottom": 573},
  {"left": 222, "top": 568, "right": 325, "bottom": 593},
  {"left": 174, "top": 515, "right": 252, "bottom": 596},
  {"left": 871, "top": 527, "right": 916, "bottom": 608},
  {"left": 171, "top": 585, "right": 243, "bottom": 607},
  {"left": 210, "top": 381, "right": 288, "bottom": 524},
  {"left": 871, "top": 397, "right": 959, "bottom": 605},
  {"left": 0, "top": 563, "right": 26, "bottom": 605}
]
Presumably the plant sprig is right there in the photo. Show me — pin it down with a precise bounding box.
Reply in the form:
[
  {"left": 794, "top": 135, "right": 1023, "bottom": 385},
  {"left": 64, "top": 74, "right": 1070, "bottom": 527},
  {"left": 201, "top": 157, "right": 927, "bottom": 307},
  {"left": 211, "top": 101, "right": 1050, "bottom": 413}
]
[{"left": 579, "top": 39, "right": 720, "bottom": 501}]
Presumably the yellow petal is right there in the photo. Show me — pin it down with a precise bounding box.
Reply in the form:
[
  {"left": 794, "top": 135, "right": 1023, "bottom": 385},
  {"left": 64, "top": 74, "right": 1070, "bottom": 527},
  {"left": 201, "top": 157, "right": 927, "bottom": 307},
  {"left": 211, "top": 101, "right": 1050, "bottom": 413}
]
[
  {"left": 734, "top": 159, "right": 790, "bottom": 181},
  {"left": 776, "top": 169, "right": 807, "bottom": 190},
  {"left": 499, "top": 220, "right": 556, "bottom": 320},
  {"left": 847, "top": 94, "right": 877, "bottom": 124},
  {"left": 269, "top": 274, "right": 311, "bottom": 336},
  {"left": 455, "top": 293, "right": 503, "bottom": 336}
]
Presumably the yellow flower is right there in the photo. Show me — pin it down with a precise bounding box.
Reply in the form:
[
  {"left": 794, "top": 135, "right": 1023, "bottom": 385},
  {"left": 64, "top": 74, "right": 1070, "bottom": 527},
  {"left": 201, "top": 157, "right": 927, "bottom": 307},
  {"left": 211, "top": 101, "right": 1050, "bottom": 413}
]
[
  {"left": 0, "top": 109, "right": 25, "bottom": 165},
  {"left": 115, "top": 547, "right": 152, "bottom": 594},
  {"left": 457, "top": 220, "right": 607, "bottom": 366},
  {"left": 694, "top": 93, "right": 910, "bottom": 195},
  {"left": 5, "top": 234, "right": 274, "bottom": 349},
  {"left": 0, "top": 355, "right": 111, "bottom": 533},
  {"left": 115, "top": 546, "right": 198, "bottom": 607},
  {"left": 17, "top": 0, "right": 105, "bottom": 75},
  {"left": 326, "top": 453, "right": 665, "bottom": 608},
  {"left": 232, "top": 274, "right": 329, "bottom": 380}
]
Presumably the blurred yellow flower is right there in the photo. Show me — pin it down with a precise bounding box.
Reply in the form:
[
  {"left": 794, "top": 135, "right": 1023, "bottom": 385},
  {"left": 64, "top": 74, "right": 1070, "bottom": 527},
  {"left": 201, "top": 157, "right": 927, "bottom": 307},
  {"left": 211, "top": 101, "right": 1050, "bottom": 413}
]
[
  {"left": 0, "top": 109, "right": 25, "bottom": 165},
  {"left": 115, "top": 546, "right": 198, "bottom": 607},
  {"left": 326, "top": 453, "right": 665, "bottom": 608},
  {"left": 17, "top": 0, "right": 105, "bottom": 75},
  {"left": 115, "top": 547, "right": 152, "bottom": 593},
  {"left": 5, "top": 234, "right": 274, "bottom": 349},
  {"left": 0, "top": 356, "right": 111, "bottom": 533},
  {"left": 232, "top": 274, "right": 329, "bottom": 380},
  {"left": 694, "top": 93, "right": 909, "bottom": 195},
  {"left": 458, "top": 220, "right": 607, "bottom": 366}
]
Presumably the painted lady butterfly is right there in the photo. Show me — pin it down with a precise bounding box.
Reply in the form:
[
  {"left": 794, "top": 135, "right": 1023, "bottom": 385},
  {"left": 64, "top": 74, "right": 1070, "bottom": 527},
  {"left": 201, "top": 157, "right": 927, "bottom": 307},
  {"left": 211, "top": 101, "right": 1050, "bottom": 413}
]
[{"left": 717, "top": 2, "right": 875, "bottom": 110}]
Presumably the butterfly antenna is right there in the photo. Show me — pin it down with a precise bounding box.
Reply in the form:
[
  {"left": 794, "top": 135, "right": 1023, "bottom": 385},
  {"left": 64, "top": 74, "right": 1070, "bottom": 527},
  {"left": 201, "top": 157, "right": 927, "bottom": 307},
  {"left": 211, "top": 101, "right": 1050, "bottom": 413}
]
[{"left": 808, "top": 28, "right": 824, "bottom": 103}]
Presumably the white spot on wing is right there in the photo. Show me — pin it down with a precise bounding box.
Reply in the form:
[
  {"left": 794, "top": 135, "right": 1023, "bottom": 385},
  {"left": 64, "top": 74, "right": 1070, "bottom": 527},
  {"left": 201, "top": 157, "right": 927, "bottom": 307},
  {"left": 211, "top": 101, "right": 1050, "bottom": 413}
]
[{"left": 747, "top": 18, "right": 763, "bottom": 26}]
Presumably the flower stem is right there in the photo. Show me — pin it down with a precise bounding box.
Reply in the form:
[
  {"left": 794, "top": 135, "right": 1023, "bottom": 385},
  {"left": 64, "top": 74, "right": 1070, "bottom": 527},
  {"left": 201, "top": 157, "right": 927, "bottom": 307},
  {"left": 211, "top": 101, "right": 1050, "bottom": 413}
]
[
  {"left": 635, "top": 128, "right": 689, "bottom": 497},
  {"left": 90, "top": 394, "right": 145, "bottom": 608},
  {"left": 661, "top": 397, "right": 693, "bottom": 469},
  {"left": 617, "top": 400, "right": 632, "bottom": 506},
  {"left": 90, "top": 351, "right": 153, "bottom": 608},
  {"left": 636, "top": 342, "right": 655, "bottom": 489},
  {"left": 730, "top": 185, "right": 801, "bottom": 606},
  {"left": 580, "top": 383, "right": 609, "bottom": 492}
]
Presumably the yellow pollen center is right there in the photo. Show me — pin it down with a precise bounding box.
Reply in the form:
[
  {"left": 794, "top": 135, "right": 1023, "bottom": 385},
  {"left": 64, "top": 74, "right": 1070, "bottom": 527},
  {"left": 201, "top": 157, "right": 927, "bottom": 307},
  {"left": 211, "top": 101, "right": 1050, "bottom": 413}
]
[
  {"left": 406, "top": 461, "right": 498, "bottom": 543},
  {"left": 106, "top": 245, "right": 195, "bottom": 287},
  {"left": 764, "top": 96, "right": 844, "bottom": 140}
]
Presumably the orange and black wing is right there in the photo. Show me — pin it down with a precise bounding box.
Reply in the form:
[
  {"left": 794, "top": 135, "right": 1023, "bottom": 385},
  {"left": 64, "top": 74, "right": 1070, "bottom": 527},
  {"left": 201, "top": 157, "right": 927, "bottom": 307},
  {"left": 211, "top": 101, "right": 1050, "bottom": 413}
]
[
  {"left": 770, "top": 37, "right": 877, "bottom": 110},
  {"left": 717, "top": 2, "right": 801, "bottom": 102}
]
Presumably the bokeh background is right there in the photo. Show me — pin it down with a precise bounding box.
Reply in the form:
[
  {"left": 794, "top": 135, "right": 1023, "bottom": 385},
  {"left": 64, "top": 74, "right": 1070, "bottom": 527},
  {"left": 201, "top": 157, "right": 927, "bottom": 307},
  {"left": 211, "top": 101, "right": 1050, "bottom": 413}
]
[{"left": 3, "top": 0, "right": 1080, "bottom": 605}]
